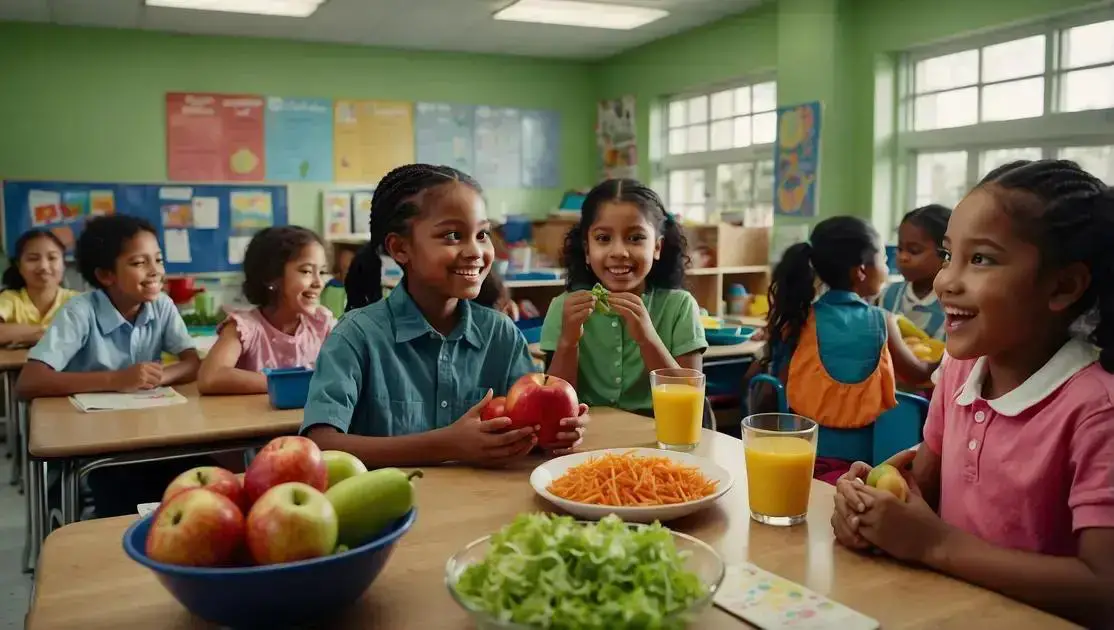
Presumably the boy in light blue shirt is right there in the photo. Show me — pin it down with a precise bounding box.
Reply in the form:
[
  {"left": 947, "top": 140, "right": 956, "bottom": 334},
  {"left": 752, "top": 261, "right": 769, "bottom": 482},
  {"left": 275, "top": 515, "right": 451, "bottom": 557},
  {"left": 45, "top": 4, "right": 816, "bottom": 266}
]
[{"left": 18, "top": 215, "right": 200, "bottom": 517}]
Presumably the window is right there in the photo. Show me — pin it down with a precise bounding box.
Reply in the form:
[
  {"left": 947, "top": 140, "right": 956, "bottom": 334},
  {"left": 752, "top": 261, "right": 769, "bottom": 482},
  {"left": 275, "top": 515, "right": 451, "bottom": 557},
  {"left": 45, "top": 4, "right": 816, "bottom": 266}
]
[
  {"left": 660, "top": 79, "right": 776, "bottom": 225},
  {"left": 900, "top": 11, "right": 1114, "bottom": 223}
]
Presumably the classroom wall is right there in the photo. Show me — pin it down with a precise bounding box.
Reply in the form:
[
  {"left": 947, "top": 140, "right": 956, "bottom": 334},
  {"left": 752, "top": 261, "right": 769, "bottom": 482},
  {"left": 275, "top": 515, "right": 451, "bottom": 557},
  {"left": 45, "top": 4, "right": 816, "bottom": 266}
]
[{"left": 0, "top": 23, "right": 598, "bottom": 230}]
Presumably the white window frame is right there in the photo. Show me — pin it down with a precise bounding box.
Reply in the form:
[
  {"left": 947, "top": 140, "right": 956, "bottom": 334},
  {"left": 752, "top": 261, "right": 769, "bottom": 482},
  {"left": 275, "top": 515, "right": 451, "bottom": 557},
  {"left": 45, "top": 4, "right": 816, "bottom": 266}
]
[
  {"left": 896, "top": 7, "right": 1114, "bottom": 222},
  {"left": 656, "top": 75, "right": 777, "bottom": 224}
]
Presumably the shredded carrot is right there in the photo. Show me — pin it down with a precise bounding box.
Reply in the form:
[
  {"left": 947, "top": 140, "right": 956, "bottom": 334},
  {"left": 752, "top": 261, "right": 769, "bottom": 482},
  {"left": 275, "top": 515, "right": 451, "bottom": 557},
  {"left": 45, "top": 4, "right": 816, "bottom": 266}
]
[{"left": 547, "top": 451, "right": 718, "bottom": 507}]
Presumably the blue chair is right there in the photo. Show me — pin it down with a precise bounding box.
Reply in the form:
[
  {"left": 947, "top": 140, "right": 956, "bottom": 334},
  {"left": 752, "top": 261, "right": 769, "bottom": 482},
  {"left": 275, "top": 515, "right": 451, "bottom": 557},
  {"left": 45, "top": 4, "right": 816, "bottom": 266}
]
[{"left": 747, "top": 374, "right": 928, "bottom": 465}]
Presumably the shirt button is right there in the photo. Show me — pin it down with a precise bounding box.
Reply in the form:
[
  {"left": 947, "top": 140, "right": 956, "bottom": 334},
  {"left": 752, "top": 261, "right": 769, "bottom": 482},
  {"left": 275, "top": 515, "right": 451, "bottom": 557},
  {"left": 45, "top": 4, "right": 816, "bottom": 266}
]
[
  {"left": 968, "top": 439, "right": 978, "bottom": 451},
  {"left": 614, "top": 360, "right": 621, "bottom": 367},
  {"left": 974, "top": 411, "right": 986, "bottom": 423},
  {"left": 440, "top": 400, "right": 448, "bottom": 408},
  {"left": 614, "top": 376, "right": 621, "bottom": 383},
  {"left": 611, "top": 321, "right": 618, "bottom": 328}
]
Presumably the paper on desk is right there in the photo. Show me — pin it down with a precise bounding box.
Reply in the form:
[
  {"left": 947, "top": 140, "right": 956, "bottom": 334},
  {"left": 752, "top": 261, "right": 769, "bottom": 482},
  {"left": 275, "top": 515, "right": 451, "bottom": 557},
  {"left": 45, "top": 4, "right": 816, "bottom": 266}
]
[
  {"left": 165, "top": 229, "right": 192, "bottom": 263},
  {"left": 715, "top": 563, "right": 879, "bottom": 630},
  {"left": 70, "top": 387, "right": 188, "bottom": 413}
]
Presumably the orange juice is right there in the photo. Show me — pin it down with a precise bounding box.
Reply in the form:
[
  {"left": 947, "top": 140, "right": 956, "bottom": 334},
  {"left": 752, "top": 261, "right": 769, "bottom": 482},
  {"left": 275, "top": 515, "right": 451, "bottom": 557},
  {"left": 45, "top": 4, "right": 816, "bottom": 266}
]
[
  {"left": 651, "top": 383, "right": 703, "bottom": 447},
  {"left": 744, "top": 436, "right": 816, "bottom": 517}
]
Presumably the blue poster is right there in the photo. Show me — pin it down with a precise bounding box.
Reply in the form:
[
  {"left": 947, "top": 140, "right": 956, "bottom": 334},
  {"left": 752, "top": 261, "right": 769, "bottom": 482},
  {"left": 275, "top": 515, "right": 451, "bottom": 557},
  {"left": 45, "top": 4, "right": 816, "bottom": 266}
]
[
  {"left": 521, "top": 110, "right": 561, "bottom": 188},
  {"left": 474, "top": 107, "right": 522, "bottom": 189},
  {"left": 774, "top": 101, "right": 821, "bottom": 218},
  {"left": 415, "top": 102, "right": 475, "bottom": 175},
  {"left": 265, "top": 97, "right": 334, "bottom": 181}
]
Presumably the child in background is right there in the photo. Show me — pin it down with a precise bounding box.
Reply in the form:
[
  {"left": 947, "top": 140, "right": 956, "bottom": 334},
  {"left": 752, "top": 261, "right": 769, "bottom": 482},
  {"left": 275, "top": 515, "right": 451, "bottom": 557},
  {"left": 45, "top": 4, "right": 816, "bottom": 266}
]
[
  {"left": 198, "top": 226, "right": 334, "bottom": 395},
  {"left": 302, "top": 164, "right": 588, "bottom": 467},
  {"left": 321, "top": 246, "right": 354, "bottom": 318},
  {"left": 834, "top": 160, "right": 1114, "bottom": 627},
  {"left": 541, "top": 179, "right": 706, "bottom": 414},
  {"left": 0, "top": 229, "right": 79, "bottom": 345},
  {"left": 879, "top": 204, "right": 951, "bottom": 340},
  {"left": 16, "top": 215, "right": 201, "bottom": 517},
  {"left": 764, "top": 217, "right": 936, "bottom": 431},
  {"left": 476, "top": 270, "right": 520, "bottom": 321}
]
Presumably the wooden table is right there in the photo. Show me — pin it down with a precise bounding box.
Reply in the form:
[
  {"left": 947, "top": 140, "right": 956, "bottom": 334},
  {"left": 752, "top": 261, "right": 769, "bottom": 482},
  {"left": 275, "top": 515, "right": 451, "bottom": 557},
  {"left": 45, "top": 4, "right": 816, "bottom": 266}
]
[
  {"left": 26, "top": 408, "right": 1074, "bottom": 630},
  {"left": 24, "top": 384, "right": 303, "bottom": 572},
  {"left": 528, "top": 340, "right": 764, "bottom": 364}
]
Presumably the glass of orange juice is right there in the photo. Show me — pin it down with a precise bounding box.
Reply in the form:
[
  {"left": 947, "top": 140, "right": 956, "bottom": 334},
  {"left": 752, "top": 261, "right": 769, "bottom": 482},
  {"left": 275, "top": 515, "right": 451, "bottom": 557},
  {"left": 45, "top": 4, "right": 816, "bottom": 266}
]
[
  {"left": 650, "top": 368, "right": 705, "bottom": 451},
  {"left": 742, "top": 413, "right": 818, "bottom": 526}
]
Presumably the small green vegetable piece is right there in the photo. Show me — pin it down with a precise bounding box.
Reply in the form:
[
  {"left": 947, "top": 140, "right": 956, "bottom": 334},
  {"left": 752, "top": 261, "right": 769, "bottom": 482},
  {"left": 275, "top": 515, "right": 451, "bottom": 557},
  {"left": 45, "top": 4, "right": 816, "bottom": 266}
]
[
  {"left": 591, "top": 283, "right": 611, "bottom": 315},
  {"left": 455, "top": 513, "right": 708, "bottom": 630}
]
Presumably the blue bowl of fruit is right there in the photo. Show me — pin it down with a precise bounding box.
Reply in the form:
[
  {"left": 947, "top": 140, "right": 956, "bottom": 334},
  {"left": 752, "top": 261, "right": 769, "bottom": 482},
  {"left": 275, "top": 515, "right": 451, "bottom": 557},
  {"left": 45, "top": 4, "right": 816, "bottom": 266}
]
[{"left": 123, "top": 437, "right": 420, "bottom": 628}]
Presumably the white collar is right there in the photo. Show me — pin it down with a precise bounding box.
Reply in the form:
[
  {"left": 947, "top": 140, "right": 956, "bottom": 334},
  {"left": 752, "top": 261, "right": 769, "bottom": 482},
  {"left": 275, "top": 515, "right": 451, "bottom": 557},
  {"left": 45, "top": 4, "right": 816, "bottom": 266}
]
[
  {"left": 955, "top": 338, "right": 1099, "bottom": 416},
  {"left": 902, "top": 282, "right": 939, "bottom": 308}
]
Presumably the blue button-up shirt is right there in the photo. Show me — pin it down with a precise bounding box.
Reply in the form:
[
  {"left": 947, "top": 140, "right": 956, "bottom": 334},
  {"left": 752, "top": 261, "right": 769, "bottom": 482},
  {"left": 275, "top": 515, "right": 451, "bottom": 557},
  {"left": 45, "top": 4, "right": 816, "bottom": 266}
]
[
  {"left": 300, "top": 285, "right": 537, "bottom": 437},
  {"left": 29, "top": 290, "right": 195, "bottom": 372}
]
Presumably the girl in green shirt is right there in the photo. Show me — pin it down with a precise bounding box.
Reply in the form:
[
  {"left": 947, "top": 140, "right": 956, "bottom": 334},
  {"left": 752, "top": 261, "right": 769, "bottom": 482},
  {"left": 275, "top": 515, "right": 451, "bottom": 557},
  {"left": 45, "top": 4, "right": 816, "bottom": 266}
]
[{"left": 541, "top": 179, "right": 707, "bottom": 413}]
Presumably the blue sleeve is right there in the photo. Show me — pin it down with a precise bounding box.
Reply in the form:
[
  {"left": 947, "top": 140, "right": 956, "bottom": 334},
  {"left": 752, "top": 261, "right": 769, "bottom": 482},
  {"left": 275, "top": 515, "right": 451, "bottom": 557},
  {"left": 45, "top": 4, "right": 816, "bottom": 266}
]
[
  {"left": 301, "top": 325, "right": 365, "bottom": 435},
  {"left": 159, "top": 295, "right": 195, "bottom": 355},
  {"left": 27, "top": 299, "right": 91, "bottom": 371}
]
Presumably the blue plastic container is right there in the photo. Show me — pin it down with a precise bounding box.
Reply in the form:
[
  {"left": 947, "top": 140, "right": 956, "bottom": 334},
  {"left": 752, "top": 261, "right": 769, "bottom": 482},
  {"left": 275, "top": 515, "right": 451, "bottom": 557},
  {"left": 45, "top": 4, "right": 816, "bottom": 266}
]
[
  {"left": 705, "top": 326, "right": 756, "bottom": 346},
  {"left": 123, "top": 508, "right": 417, "bottom": 628},
  {"left": 262, "top": 367, "right": 314, "bottom": 410}
]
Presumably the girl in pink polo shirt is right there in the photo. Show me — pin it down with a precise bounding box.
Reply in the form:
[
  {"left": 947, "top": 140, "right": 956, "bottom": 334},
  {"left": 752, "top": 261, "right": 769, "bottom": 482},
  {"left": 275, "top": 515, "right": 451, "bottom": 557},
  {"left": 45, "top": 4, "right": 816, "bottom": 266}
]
[
  {"left": 198, "top": 226, "right": 336, "bottom": 395},
  {"left": 833, "top": 159, "right": 1114, "bottom": 627}
]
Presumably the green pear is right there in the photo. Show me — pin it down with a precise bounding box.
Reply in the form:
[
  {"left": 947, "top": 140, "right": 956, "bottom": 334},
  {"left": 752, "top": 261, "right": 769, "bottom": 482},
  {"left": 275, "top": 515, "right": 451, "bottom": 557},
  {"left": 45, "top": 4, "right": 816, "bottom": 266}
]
[
  {"left": 867, "top": 464, "right": 909, "bottom": 501},
  {"left": 322, "top": 451, "right": 367, "bottom": 489},
  {"left": 866, "top": 464, "right": 897, "bottom": 488},
  {"left": 325, "top": 468, "right": 422, "bottom": 548}
]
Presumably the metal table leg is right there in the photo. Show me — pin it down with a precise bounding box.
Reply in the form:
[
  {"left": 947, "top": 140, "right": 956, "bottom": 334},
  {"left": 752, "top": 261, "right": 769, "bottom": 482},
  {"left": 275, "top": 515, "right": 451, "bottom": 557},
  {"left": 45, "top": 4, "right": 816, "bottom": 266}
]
[
  {"left": 3, "top": 370, "right": 12, "bottom": 459},
  {"left": 8, "top": 372, "right": 21, "bottom": 488},
  {"left": 23, "top": 454, "right": 42, "bottom": 574},
  {"left": 60, "top": 459, "right": 80, "bottom": 526}
]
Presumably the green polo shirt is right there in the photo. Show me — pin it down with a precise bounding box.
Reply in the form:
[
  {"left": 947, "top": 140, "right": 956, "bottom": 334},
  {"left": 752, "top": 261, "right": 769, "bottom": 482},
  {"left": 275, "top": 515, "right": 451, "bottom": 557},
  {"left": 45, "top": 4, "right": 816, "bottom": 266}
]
[
  {"left": 540, "top": 288, "right": 707, "bottom": 412},
  {"left": 300, "top": 285, "right": 536, "bottom": 437}
]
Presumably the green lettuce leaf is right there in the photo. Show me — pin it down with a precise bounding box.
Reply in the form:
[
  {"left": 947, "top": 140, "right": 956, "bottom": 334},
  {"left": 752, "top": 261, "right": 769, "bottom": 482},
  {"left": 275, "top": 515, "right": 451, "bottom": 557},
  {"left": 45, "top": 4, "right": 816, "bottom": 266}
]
[
  {"left": 591, "top": 283, "right": 611, "bottom": 315},
  {"left": 455, "top": 513, "right": 707, "bottom": 629}
]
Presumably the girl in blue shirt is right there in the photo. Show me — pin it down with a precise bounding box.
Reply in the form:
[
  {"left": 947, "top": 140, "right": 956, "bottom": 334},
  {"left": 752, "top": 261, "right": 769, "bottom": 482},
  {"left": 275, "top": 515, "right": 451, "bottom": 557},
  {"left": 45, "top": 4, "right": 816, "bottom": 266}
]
[
  {"left": 878, "top": 204, "right": 951, "bottom": 340},
  {"left": 302, "top": 164, "right": 589, "bottom": 468}
]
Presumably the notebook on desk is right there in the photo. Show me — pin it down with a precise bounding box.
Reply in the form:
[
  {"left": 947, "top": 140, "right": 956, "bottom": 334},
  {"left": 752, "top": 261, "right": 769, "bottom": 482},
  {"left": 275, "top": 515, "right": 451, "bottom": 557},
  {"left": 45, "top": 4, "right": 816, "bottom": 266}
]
[{"left": 69, "top": 387, "right": 188, "bottom": 413}]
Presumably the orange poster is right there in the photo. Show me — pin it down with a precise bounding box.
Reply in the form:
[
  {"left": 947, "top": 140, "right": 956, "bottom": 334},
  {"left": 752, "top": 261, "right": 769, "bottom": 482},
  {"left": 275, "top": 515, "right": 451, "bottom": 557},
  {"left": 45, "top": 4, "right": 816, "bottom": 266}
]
[{"left": 333, "top": 100, "right": 415, "bottom": 183}]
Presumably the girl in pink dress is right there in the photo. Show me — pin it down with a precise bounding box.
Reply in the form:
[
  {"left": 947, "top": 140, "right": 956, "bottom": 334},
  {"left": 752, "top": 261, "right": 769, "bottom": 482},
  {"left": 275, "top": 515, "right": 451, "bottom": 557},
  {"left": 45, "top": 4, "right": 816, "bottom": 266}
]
[{"left": 198, "top": 226, "right": 336, "bottom": 395}]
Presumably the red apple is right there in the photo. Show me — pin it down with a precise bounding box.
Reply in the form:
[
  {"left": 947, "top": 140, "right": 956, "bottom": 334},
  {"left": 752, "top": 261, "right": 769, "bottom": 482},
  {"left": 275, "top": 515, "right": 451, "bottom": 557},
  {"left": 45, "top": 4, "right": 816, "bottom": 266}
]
[
  {"left": 145, "top": 488, "right": 245, "bottom": 567},
  {"left": 246, "top": 482, "right": 338, "bottom": 565},
  {"left": 244, "top": 436, "right": 328, "bottom": 505},
  {"left": 480, "top": 396, "right": 508, "bottom": 421},
  {"left": 163, "top": 466, "right": 245, "bottom": 510},
  {"left": 505, "top": 373, "right": 578, "bottom": 448}
]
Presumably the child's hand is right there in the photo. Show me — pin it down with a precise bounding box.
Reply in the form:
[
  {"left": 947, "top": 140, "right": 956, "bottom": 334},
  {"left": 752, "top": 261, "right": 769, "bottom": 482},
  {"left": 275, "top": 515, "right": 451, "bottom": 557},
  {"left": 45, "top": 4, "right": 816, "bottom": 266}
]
[
  {"left": 546, "top": 403, "right": 590, "bottom": 456},
  {"left": 447, "top": 390, "right": 537, "bottom": 468},
  {"left": 559, "top": 291, "right": 596, "bottom": 344},
  {"left": 113, "top": 362, "right": 163, "bottom": 392},
  {"left": 832, "top": 461, "right": 874, "bottom": 551},
  {"left": 607, "top": 293, "right": 656, "bottom": 344},
  {"left": 851, "top": 482, "right": 948, "bottom": 564}
]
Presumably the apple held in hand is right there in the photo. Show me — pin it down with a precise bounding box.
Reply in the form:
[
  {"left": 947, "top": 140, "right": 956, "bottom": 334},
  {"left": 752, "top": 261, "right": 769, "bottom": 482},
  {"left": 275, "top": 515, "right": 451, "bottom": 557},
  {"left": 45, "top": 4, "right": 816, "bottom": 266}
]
[
  {"left": 244, "top": 436, "right": 328, "bottom": 505},
  {"left": 322, "top": 450, "right": 367, "bottom": 489},
  {"left": 867, "top": 463, "right": 910, "bottom": 502},
  {"left": 146, "top": 489, "right": 245, "bottom": 567},
  {"left": 480, "top": 396, "right": 508, "bottom": 421},
  {"left": 163, "top": 466, "right": 245, "bottom": 510},
  {"left": 246, "top": 482, "right": 338, "bottom": 565},
  {"left": 506, "top": 373, "right": 578, "bottom": 448}
]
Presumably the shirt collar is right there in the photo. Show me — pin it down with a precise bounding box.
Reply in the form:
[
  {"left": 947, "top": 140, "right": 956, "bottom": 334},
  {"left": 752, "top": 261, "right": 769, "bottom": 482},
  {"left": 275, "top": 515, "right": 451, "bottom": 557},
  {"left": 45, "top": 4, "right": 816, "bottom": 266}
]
[
  {"left": 955, "top": 337, "right": 1099, "bottom": 416},
  {"left": 902, "top": 282, "right": 939, "bottom": 308},
  {"left": 385, "top": 284, "right": 482, "bottom": 348},
  {"left": 92, "top": 290, "right": 154, "bottom": 334}
]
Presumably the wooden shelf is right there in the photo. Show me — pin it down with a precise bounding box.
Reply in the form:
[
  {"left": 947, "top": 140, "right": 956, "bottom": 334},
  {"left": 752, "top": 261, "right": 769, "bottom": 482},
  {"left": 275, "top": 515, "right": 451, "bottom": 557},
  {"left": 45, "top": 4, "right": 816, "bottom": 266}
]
[{"left": 326, "top": 234, "right": 371, "bottom": 245}]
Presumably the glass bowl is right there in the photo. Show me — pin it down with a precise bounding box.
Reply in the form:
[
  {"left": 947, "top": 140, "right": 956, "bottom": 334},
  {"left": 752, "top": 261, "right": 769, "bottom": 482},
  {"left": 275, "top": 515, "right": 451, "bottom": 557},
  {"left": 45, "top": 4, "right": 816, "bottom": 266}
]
[{"left": 444, "top": 524, "right": 725, "bottom": 629}]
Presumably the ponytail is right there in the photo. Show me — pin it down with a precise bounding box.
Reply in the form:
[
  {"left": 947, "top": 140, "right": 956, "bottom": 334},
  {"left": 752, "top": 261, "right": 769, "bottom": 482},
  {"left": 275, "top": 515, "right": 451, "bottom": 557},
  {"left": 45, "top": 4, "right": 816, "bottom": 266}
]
[
  {"left": 1, "top": 265, "right": 24, "bottom": 290},
  {"left": 767, "top": 242, "right": 816, "bottom": 353},
  {"left": 344, "top": 244, "right": 383, "bottom": 311}
]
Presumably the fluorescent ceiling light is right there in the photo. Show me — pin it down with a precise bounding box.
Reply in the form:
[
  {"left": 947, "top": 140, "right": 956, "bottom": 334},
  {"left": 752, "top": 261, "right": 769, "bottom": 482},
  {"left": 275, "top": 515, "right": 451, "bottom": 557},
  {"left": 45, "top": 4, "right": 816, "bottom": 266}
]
[
  {"left": 494, "top": 0, "right": 668, "bottom": 30},
  {"left": 145, "top": 0, "right": 325, "bottom": 18}
]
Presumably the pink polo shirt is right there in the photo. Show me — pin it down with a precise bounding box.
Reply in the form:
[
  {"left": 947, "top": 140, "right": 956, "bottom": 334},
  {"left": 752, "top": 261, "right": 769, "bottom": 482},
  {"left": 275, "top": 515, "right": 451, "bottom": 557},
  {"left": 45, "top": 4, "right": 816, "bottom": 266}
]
[
  {"left": 218, "top": 306, "right": 335, "bottom": 372},
  {"left": 924, "top": 338, "right": 1114, "bottom": 556}
]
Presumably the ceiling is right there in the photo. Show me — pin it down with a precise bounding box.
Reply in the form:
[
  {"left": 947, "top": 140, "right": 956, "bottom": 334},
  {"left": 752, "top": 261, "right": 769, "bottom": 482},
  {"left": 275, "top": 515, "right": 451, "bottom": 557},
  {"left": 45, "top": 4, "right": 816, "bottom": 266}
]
[{"left": 0, "top": 0, "right": 763, "bottom": 59}]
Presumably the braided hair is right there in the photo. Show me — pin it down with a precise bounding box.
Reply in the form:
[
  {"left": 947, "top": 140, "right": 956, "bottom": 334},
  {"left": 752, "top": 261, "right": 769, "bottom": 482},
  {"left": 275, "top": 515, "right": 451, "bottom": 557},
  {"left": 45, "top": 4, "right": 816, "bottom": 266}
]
[
  {"left": 767, "top": 216, "right": 881, "bottom": 354},
  {"left": 978, "top": 159, "right": 1114, "bottom": 371},
  {"left": 901, "top": 203, "right": 951, "bottom": 249},
  {"left": 345, "top": 164, "right": 483, "bottom": 311},
  {"left": 562, "top": 178, "right": 689, "bottom": 290}
]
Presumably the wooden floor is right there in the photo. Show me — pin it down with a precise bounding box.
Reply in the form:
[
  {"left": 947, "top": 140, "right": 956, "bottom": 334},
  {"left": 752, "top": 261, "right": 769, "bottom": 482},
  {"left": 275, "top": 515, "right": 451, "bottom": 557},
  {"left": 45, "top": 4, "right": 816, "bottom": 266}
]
[{"left": 0, "top": 429, "right": 32, "bottom": 630}]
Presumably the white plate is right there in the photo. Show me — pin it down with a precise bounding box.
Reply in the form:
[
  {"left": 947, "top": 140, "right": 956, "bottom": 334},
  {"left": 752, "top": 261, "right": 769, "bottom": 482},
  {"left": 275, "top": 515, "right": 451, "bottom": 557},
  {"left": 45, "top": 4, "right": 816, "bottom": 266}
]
[{"left": 530, "top": 447, "right": 734, "bottom": 523}]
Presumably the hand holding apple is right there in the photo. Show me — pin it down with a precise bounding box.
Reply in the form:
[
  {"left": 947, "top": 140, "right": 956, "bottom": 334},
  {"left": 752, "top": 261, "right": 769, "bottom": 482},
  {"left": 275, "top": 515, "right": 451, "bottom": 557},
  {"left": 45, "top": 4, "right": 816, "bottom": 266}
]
[
  {"left": 163, "top": 466, "right": 245, "bottom": 510},
  {"left": 244, "top": 436, "right": 328, "bottom": 504},
  {"left": 246, "top": 482, "right": 338, "bottom": 565},
  {"left": 480, "top": 396, "right": 507, "bottom": 422},
  {"left": 506, "top": 373, "right": 579, "bottom": 449},
  {"left": 545, "top": 404, "right": 591, "bottom": 455},
  {"left": 146, "top": 489, "right": 245, "bottom": 567},
  {"left": 445, "top": 389, "right": 536, "bottom": 467}
]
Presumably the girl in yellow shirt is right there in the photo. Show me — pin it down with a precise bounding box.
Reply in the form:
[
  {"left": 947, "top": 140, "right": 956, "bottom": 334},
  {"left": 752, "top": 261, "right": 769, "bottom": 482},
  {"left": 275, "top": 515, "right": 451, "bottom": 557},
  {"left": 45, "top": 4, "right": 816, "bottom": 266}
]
[{"left": 0, "top": 229, "right": 78, "bottom": 345}]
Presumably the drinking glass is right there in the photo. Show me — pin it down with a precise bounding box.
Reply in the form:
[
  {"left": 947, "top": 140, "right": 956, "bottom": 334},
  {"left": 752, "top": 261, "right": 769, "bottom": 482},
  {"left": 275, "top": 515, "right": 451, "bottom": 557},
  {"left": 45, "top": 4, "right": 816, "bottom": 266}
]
[
  {"left": 742, "top": 413, "right": 818, "bottom": 526},
  {"left": 650, "top": 368, "right": 705, "bottom": 451}
]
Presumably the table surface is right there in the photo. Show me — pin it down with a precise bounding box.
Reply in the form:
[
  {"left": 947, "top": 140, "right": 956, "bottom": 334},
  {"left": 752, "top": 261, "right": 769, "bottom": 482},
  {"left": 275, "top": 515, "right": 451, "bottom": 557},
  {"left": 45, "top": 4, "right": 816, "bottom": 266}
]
[
  {"left": 28, "top": 383, "right": 303, "bottom": 459},
  {"left": 27, "top": 408, "right": 1074, "bottom": 630},
  {"left": 0, "top": 347, "right": 28, "bottom": 370},
  {"left": 528, "top": 340, "right": 763, "bottom": 361}
]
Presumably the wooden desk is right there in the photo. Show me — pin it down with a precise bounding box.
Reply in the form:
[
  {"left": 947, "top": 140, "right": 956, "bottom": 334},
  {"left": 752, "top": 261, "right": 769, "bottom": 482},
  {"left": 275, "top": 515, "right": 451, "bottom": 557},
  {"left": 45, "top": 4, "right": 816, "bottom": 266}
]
[
  {"left": 27, "top": 408, "right": 1074, "bottom": 630},
  {"left": 528, "top": 341, "right": 763, "bottom": 364}
]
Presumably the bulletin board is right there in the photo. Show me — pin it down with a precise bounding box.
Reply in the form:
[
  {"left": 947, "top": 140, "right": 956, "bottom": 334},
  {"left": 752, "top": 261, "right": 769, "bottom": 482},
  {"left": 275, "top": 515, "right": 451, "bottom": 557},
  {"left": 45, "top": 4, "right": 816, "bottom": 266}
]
[{"left": 1, "top": 180, "right": 288, "bottom": 274}]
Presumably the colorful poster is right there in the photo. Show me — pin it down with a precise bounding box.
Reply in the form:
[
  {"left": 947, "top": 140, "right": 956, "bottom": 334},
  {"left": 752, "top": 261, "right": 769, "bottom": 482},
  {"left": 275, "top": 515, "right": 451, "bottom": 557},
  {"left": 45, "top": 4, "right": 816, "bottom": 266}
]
[
  {"left": 521, "top": 110, "right": 561, "bottom": 188},
  {"left": 774, "top": 101, "right": 821, "bottom": 218},
  {"left": 323, "top": 191, "right": 352, "bottom": 236},
  {"left": 265, "top": 97, "right": 334, "bottom": 181},
  {"left": 62, "top": 191, "right": 89, "bottom": 220},
  {"left": 474, "top": 107, "right": 522, "bottom": 189},
  {"left": 597, "top": 96, "right": 637, "bottom": 180},
  {"left": 28, "top": 190, "right": 61, "bottom": 226},
  {"left": 89, "top": 190, "right": 115, "bottom": 216},
  {"left": 334, "top": 100, "right": 415, "bottom": 183},
  {"left": 415, "top": 102, "right": 475, "bottom": 175},
  {"left": 230, "top": 190, "right": 274, "bottom": 232},
  {"left": 352, "top": 192, "right": 373, "bottom": 234},
  {"left": 166, "top": 93, "right": 265, "bottom": 182},
  {"left": 162, "top": 204, "right": 193, "bottom": 228}
]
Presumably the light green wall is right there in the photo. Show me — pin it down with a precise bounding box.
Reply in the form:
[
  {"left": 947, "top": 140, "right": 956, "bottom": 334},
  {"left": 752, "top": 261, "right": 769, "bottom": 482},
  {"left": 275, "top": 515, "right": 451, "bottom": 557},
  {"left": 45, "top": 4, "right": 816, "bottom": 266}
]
[{"left": 0, "top": 23, "right": 597, "bottom": 229}]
